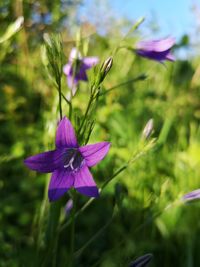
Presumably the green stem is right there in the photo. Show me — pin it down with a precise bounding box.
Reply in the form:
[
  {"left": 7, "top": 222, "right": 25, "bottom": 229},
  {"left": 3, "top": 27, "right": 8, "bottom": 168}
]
[
  {"left": 99, "top": 74, "right": 147, "bottom": 97},
  {"left": 59, "top": 141, "right": 156, "bottom": 234},
  {"left": 74, "top": 211, "right": 114, "bottom": 258},
  {"left": 77, "top": 91, "right": 95, "bottom": 137},
  {"left": 68, "top": 190, "right": 77, "bottom": 267},
  {"left": 59, "top": 164, "right": 128, "bottom": 233},
  {"left": 58, "top": 80, "right": 62, "bottom": 120},
  {"left": 61, "top": 92, "right": 72, "bottom": 120}
]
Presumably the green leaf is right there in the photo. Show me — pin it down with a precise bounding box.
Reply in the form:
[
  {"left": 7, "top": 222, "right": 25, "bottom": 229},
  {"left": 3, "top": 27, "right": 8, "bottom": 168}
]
[{"left": 0, "top": 16, "right": 24, "bottom": 44}]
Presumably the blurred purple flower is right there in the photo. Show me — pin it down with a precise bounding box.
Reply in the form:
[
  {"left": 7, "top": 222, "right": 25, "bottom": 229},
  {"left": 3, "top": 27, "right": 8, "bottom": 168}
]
[
  {"left": 63, "top": 48, "right": 99, "bottom": 96},
  {"left": 24, "top": 117, "right": 110, "bottom": 202},
  {"left": 182, "top": 189, "right": 200, "bottom": 202},
  {"left": 135, "top": 37, "right": 175, "bottom": 62},
  {"left": 129, "top": 253, "right": 153, "bottom": 267},
  {"left": 65, "top": 199, "right": 73, "bottom": 215}
]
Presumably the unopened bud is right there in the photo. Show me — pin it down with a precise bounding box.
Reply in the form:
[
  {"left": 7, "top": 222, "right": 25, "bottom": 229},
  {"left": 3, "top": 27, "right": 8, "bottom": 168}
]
[
  {"left": 129, "top": 253, "right": 153, "bottom": 267},
  {"left": 142, "top": 118, "right": 154, "bottom": 140},
  {"left": 65, "top": 199, "right": 73, "bottom": 216},
  {"left": 98, "top": 57, "right": 113, "bottom": 83}
]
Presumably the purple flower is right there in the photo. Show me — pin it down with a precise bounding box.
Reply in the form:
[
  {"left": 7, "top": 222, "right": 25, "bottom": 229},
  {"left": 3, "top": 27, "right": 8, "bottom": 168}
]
[
  {"left": 129, "top": 253, "right": 153, "bottom": 267},
  {"left": 63, "top": 48, "right": 99, "bottom": 96},
  {"left": 182, "top": 189, "right": 200, "bottom": 202},
  {"left": 135, "top": 37, "right": 175, "bottom": 62},
  {"left": 24, "top": 117, "right": 110, "bottom": 202}
]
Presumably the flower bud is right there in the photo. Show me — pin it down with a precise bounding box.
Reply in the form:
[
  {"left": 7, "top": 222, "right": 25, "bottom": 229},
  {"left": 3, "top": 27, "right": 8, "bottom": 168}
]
[
  {"left": 129, "top": 253, "right": 153, "bottom": 267},
  {"left": 97, "top": 57, "right": 113, "bottom": 84},
  {"left": 65, "top": 199, "right": 73, "bottom": 216},
  {"left": 182, "top": 189, "right": 200, "bottom": 202},
  {"left": 142, "top": 118, "right": 154, "bottom": 140}
]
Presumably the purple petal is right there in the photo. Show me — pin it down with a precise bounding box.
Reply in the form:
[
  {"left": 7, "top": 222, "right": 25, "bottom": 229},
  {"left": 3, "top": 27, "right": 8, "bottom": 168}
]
[
  {"left": 183, "top": 189, "right": 200, "bottom": 202},
  {"left": 56, "top": 117, "right": 78, "bottom": 149},
  {"left": 74, "top": 165, "right": 99, "bottom": 198},
  {"left": 24, "top": 150, "right": 62, "bottom": 173},
  {"left": 136, "top": 37, "right": 175, "bottom": 52},
  {"left": 82, "top": 57, "right": 99, "bottom": 69},
  {"left": 48, "top": 169, "right": 74, "bottom": 201},
  {"left": 79, "top": 142, "right": 110, "bottom": 167},
  {"left": 63, "top": 63, "right": 71, "bottom": 76},
  {"left": 165, "top": 52, "right": 176, "bottom": 61},
  {"left": 66, "top": 74, "right": 79, "bottom": 94},
  {"left": 69, "top": 47, "right": 82, "bottom": 62},
  {"left": 75, "top": 64, "right": 88, "bottom": 81},
  {"left": 129, "top": 253, "right": 153, "bottom": 267},
  {"left": 136, "top": 49, "right": 175, "bottom": 62}
]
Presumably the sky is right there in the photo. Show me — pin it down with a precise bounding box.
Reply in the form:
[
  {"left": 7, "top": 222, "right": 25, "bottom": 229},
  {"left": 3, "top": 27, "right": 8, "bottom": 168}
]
[
  {"left": 79, "top": 0, "right": 198, "bottom": 40},
  {"left": 111, "top": 0, "right": 195, "bottom": 38}
]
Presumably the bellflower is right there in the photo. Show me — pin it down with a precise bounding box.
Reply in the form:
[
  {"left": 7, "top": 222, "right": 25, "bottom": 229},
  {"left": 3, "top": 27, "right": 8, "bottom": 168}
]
[
  {"left": 24, "top": 117, "right": 110, "bottom": 202},
  {"left": 63, "top": 48, "right": 99, "bottom": 96},
  {"left": 135, "top": 37, "right": 175, "bottom": 62},
  {"left": 182, "top": 189, "right": 200, "bottom": 202}
]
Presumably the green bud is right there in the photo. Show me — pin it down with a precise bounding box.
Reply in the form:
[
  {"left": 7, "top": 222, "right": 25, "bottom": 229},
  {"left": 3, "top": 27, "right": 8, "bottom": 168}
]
[
  {"left": 100, "top": 56, "right": 113, "bottom": 82},
  {"left": 142, "top": 118, "right": 154, "bottom": 140}
]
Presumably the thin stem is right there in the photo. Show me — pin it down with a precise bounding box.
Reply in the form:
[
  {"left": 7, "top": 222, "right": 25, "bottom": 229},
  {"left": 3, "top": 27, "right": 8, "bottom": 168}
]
[
  {"left": 68, "top": 190, "right": 77, "bottom": 267},
  {"left": 59, "top": 164, "right": 128, "bottom": 233},
  {"left": 58, "top": 80, "right": 62, "bottom": 120},
  {"left": 60, "top": 92, "right": 72, "bottom": 120},
  {"left": 77, "top": 91, "right": 95, "bottom": 137},
  {"left": 99, "top": 74, "right": 147, "bottom": 97},
  {"left": 59, "top": 141, "right": 155, "bottom": 234},
  {"left": 74, "top": 211, "right": 115, "bottom": 258}
]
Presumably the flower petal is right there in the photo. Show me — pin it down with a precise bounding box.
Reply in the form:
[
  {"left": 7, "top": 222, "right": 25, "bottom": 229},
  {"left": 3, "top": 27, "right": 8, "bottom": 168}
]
[
  {"left": 136, "top": 49, "right": 174, "bottom": 62},
  {"left": 69, "top": 47, "right": 82, "bottom": 62},
  {"left": 75, "top": 64, "right": 88, "bottom": 81},
  {"left": 82, "top": 57, "right": 99, "bottom": 69},
  {"left": 74, "top": 165, "right": 99, "bottom": 198},
  {"left": 182, "top": 189, "right": 200, "bottom": 202},
  {"left": 48, "top": 169, "right": 74, "bottom": 201},
  {"left": 24, "top": 150, "right": 62, "bottom": 173},
  {"left": 63, "top": 63, "right": 71, "bottom": 76},
  {"left": 56, "top": 117, "right": 78, "bottom": 148},
  {"left": 137, "top": 37, "right": 175, "bottom": 52},
  {"left": 79, "top": 142, "right": 110, "bottom": 167}
]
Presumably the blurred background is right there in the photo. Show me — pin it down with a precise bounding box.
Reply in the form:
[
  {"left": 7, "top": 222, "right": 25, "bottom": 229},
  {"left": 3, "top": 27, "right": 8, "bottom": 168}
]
[{"left": 1, "top": 0, "right": 200, "bottom": 266}]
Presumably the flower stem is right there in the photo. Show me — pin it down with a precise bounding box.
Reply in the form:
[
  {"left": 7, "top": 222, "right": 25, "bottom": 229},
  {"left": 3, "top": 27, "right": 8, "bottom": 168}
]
[
  {"left": 58, "top": 80, "right": 62, "bottom": 120},
  {"left": 98, "top": 74, "right": 147, "bottom": 97},
  {"left": 68, "top": 190, "right": 77, "bottom": 267},
  {"left": 77, "top": 90, "right": 96, "bottom": 139}
]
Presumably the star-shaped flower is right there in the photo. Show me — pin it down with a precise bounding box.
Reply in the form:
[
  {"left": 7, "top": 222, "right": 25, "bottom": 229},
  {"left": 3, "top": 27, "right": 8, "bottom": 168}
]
[
  {"left": 135, "top": 37, "right": 175, "bottom": 62},
  {"left": 63, "top": 48, "right": 99, "bottom": 96},
  {"left": 24, "top": 117, "right": 110, "bottom": 202}
]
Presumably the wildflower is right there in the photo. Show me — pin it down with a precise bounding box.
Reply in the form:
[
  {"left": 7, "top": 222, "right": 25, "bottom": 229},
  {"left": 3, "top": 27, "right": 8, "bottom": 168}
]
[
  {"left": 182, "top": 189, "right": 200, "bottom": 202},
  {"left": 135, "top": 37, "right": 175, "bottom": 62},
  {"left": 63, "top": 48, "right": 99, "bottom": 96},
  {"left": 129, "top": 253, "right": 153, "bottom": 267},
  {"left": 24, "top": 117, "right": 110, "bottom": 202}
]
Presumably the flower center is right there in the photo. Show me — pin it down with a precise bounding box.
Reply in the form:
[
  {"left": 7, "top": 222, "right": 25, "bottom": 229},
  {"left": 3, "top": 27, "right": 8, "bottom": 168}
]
[{"left": 63, "top": 148, "right": 84, "bottom": 172}]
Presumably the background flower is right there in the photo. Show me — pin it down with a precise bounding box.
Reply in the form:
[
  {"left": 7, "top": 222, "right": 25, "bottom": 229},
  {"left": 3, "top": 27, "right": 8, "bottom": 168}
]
[
  {"left": 135, "top": 37, "right": 175, "bottom": 62},
  {"left": 63, "top": 47, "right": 99, "bottom": 96}
]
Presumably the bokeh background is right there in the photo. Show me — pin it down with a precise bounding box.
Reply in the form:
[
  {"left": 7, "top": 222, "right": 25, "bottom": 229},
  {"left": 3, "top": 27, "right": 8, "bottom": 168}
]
[{"left": 1, "top": 0, "right": 200, "bottom": 266}]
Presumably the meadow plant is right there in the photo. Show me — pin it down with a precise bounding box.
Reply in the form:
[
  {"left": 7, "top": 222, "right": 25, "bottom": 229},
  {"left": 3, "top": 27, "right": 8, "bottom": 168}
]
[{"left": 22, "top": 18, "right": 190, "bottom": 267}]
